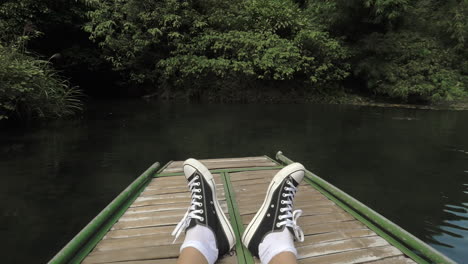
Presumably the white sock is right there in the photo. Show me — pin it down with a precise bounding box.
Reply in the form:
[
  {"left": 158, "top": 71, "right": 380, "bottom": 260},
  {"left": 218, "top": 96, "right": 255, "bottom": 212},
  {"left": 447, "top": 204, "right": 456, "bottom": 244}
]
[
  {"left": 180, "top": 225, "right": 219, "bottom": 264},
  {"left": 258, "top": 228, "right": 297, "bottom": 264}
]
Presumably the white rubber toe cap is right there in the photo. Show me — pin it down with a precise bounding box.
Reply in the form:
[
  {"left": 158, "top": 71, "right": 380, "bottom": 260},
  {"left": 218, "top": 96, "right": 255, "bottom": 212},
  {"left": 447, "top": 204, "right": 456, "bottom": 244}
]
[
  {"left": 289, "top": 163, "right": 305, "bottom": 183},
  {"left": 183, "top": 158, "right": 212, "bottom": 180}
]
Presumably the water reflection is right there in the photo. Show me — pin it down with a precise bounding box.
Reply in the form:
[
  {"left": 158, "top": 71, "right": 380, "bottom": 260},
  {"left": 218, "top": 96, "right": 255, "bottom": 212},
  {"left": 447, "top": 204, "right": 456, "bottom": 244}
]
[{"left": 0, "top": 101, "right": 467, "bottom": 263}]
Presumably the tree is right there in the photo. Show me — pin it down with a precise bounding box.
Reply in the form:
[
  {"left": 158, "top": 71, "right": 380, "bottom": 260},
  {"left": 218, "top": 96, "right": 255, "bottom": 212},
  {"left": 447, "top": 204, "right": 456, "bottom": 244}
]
[{"left": 84, "top": 0, "right": 350, "bottom": 98}]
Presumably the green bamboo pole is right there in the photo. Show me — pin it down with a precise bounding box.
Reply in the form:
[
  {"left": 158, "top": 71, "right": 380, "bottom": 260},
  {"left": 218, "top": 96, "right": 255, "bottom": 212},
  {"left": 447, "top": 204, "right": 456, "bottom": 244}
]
[
  {"left": 48, "top": 162, "right": 160, "bottom": 264},
  {"left": 275, "top": 151, "right": 455, "bottom": 264}
]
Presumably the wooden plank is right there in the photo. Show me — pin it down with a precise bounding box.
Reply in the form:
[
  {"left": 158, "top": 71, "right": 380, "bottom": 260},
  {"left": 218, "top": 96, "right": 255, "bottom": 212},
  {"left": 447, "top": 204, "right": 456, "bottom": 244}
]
[
  {"left": 242, "top": 212, "right": 353, "bottom": 225},
  {"left": 95, "top": 234, "right": 182, "bottom": 252},
  {"left": 140, "top": 186, "right": 225, "bottom": 197},
  {"left": 238, "top": 202, "right": 338, "bottom": 216},
  {"left": 120, "top": 209, "right": 187, "bottom": 221},
  {"left": 106, "top": 259, "right": 176, "bottom": 264},
  {"left": 364, "top": 255, "right": 416, "bottom": 263},
  {"left": 105, "top": 226, "right": 176, "bottom": 239},
  {"left": 124, "top": 203, "right": 193, "bottom": 214},
  {"left": 229, "top": 171, "right": 281, "bottom": 182},
  {"left": 134, "top": 192, "right": 191, "bottom": 200},
  {"left": 130, "top": 197, "right": 194, "bottom": 207},
  {"left": 106, "top": 229, "right": 177, "bottom": 241},
  {"left": 302, "top": 229, "right": 377, "bottom": 244},
  {"left": 112, "top": 215, "right": 185, "bottom": 230},
  {"left": 164, "top": 156, "right": 274, "bottom": 170},
  {"left": 146, "top": 179, "right": 224, "bottom": 188},
  {"left": 146, "top": 178, "right": 189, "bottom": 187},
  {"left": 237, "top": 197, "right": 333, "bottom": 209},
  {"left": 120, "top": 206, "right": 229, "bottom": 221},
  {"left": 163, "top": 160, "right": 278, "bottom": 173},
  {"left": 297, "top": 236, "right": 389, "bottom": 258},
  {"left": 140, "top": 187, "right": 191, "bottom": 196},
  {"left": 83, "top": 245, "right": 180, "bottom": 263},
  {"left": 107, "top": 256, "right": 237, "bottom": 264},
  {"left": 298, "top": 245, "right": 404, "bottom": 264},
  {"left": 230, "top": 178, "right": 272, "bottom": 187},
  {"left": 302, "top": 220, "right": 367, "bottom": 235},
  {"left": 236, "top": 196, "right": 329, "bottom": 208}
]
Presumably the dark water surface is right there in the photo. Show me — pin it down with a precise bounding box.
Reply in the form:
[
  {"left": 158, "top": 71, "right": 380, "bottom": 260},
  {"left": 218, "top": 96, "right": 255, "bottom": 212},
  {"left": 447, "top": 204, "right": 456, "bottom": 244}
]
[{"left": 1, "top": 100, "right": 467, "bottom": 263}]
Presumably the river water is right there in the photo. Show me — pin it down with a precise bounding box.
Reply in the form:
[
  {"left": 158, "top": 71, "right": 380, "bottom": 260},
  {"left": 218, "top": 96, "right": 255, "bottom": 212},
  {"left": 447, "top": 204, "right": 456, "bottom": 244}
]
[{"left": 0, "top": 100, "right": 467, "bottom": 263}]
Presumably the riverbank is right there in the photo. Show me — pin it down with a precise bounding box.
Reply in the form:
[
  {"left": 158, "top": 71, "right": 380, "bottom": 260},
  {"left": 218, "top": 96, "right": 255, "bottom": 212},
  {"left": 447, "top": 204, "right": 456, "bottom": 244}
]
[
  {"left": 338, "top": 95, "right": 468, "bottom": 111},
  {"left": 150, "top": 87, "right": 468, "bottom": 111}
]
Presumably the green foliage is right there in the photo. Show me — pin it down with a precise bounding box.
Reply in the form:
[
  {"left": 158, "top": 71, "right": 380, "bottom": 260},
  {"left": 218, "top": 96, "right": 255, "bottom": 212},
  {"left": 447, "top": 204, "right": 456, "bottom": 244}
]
[
  {"left": 2, "top": 0, "right": 466, "bottom": 106},
  {"left": 0, "top": 45, "right": 82, "bottom": 121},
  {"left": 305, "top": 0, "right": 411, "bottom": 37},
  {"left": 363, "top": 0, "right": 410, "bottom": 22},
  {"left": 355, "top": 32, "right": 467, "bottom": 102},
  {"left": 159, "top": 29, "right": 349, "bottom": 87},
  {"left": 84, "top": 0, "right": 350, "bottom": 96},
  {"left": 242, "top": 0, "right": 304, "bottom": 36},
  {"left": 0, "top": 0, "right": 92, "bottom": 122},
  {"left": 0, "top": 1, "right": 44, "bottom": 43},
  {"left": 0, "top": 0, "right": 88, "bottom": 42},
  {"left": 304, "top": 0, "right": 467, "bottom": 102}
]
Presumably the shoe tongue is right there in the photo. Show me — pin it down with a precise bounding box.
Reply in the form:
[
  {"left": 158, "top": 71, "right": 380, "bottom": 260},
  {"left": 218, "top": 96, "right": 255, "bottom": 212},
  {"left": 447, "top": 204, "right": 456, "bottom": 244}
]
[
  {"left": 187, "top": 172, "right": 198, "bottom": 182},
  {"left": 186, "top": 218, "right": 198, "bottom": 232},
  {"left": 290, "top": 177, "right": 300, "bottom": 187}
]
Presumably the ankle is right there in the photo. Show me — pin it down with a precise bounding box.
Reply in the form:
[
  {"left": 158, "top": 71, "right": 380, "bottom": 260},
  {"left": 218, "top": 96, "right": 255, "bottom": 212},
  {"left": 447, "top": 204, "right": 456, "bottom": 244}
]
[
  {"left": 258, "top": 228, "right": 297, "bottom": 264},
  {"left": 180, "top": 225, "right": 218, "bottom": 264}
]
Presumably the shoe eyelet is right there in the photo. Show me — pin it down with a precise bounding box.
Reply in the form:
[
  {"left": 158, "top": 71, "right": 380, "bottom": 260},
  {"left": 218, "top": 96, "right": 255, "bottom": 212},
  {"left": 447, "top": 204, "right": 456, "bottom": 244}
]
[
  {"left": 282, "top": 193, "right": 287, "bottom": 197},
  {"left": 287, "top": 180, "right": 291, "bottom": 184},
  {"left": 281, "top": 200, "right": 285, "bottom": 204},
  {"left": 200, "top": 217, "right": 204, "bottom": 221},
  {"left": 271, "top": 204, "right": 274, "bottom": 208},
  {"left": 200, "top": 209, "right": 204, "bottom": 213},
  {"left": 276, "top": 223, "right": 281, "bottom": 228}
]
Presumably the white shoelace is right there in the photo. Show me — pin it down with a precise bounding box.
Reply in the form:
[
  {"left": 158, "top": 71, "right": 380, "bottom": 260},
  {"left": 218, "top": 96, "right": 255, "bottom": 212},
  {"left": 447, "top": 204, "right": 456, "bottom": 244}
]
[
  {"left": 171, "top": 175, "right": 204, "bottom": 243},
  {"left": 276, "top": 179, "right": 304, "bottom": 242}
]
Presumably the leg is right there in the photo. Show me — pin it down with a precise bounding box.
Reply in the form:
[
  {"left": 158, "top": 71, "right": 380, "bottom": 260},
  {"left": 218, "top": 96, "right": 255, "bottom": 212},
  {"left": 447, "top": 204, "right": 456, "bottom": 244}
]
[
  {"left": 177, "top": 247, "right": 208, "bottom": 264},
  {"left": 269, "top": 251, "right": 297, "bottom": 264},
  {"left": 242, "top": 163, "right": 306, "bottom": 264},
  {"left": 172, "top": 159, "right": 236, "bottom": 264}
]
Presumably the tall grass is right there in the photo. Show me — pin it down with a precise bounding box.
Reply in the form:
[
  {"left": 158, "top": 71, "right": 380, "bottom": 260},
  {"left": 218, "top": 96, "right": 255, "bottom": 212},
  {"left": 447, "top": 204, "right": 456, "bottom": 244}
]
[{"left": 0, "top": 44, "right": 83, "bottom": 121}]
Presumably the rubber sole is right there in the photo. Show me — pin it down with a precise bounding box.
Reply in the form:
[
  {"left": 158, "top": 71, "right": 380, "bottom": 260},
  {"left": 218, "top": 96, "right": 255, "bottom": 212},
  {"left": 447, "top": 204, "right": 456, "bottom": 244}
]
[
  {"left": 183, "top": 159, "right": 236, "bottom": 251},
  {"left": 241, "top": 163, "right": 305, "bottom": 248}
]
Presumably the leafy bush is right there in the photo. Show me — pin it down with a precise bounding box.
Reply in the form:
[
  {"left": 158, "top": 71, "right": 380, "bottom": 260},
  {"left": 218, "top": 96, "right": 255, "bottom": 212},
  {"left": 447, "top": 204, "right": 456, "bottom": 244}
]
[
  {"left": 84, "top": 0, "right": 350, "bottom": 97},
  {"left": 0, "top": 44, "right": 82, "bottom": 120},
  {"left": 6, "top": 0, "right": 459, "bottom": 104},
  {"left": 355, "top": 32, "right": 467, "bottom": 102}
]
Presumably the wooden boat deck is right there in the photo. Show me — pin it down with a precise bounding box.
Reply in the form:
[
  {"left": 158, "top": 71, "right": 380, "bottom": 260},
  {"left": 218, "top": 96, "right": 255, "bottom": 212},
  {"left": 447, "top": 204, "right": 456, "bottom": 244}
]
[{"left": 80, "top": 156, "right": 416, "bottom": 264}]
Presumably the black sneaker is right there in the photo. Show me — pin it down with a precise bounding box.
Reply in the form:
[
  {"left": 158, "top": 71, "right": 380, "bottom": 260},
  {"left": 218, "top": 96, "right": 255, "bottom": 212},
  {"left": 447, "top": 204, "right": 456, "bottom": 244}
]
[
  {"left": 241, "top": 163, "right": 305, "bottom": 258},
  {"left": 172, "top": 158, "right": 236, "bottom": 257}
]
